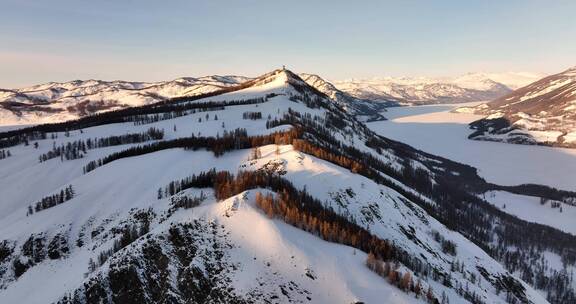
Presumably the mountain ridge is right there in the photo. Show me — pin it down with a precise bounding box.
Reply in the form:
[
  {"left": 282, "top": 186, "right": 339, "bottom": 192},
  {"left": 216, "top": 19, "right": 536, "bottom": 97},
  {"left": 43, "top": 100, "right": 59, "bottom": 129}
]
[
  {"left": 460, "top": 66, "right": 576, "bottom": 147},
  {"left": 334, "top": 72, "right": 542, "bottom": 105},
  {"left": 1, "top": 68, "right": 574, "bottom": 303},
  {"left": 0, "top": 70, "right": 391, "bottom": 126},
  {"left": 0, "top": 70, "right": 542, "bottom": 126}
]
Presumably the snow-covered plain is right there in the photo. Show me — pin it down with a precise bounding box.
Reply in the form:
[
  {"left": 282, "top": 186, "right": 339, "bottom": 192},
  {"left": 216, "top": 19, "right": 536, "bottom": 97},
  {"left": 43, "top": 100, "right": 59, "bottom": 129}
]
[
  {"left": 482, "top": 191, "right": 576, "bottom": 235},
  {"left": 367, "top": 103, "right": 576, "bottom": 191}
]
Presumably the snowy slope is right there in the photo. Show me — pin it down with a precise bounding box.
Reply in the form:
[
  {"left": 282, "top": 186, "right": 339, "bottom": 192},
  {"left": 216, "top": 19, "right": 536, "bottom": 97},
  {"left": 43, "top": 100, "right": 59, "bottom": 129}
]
[
  {"left": 299, "top": 73, "right": 395, "bottom": 119},
  {"left": 334, "top": 72, "right": 541, "bottom": 105},
  {"left": 0, "top": 76, "right": 248, "bottom": 126},
  {"left": 481, "top": 191, "right": 576, "bottom": 236},
  {"left": 462, "top": 66, "right": 576, "bottom": 148},
  {"left": 0, "top": 72, "right": 387, "bottom": 127},
  {"left": 0, "top": 71, "right": 439, "bottom": 303},
  {"left": 0, "top": 69, "right": 570, "bottom": 303},
  {"left": 451, "top": 72, "right": 543, "bottom": 91}
]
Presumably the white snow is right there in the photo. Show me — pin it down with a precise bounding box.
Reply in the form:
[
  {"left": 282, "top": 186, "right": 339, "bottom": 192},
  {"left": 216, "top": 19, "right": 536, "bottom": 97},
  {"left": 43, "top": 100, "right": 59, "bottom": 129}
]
[
  {"left": 452, "top": 72, "right": 543, "bottom": 90},
  {"left": 334, "top": 72, "right": 541, "bottom": 104},
  {"left": 482, "top": 191, "right": 576, "bottom": 235},
  {"left": 203, "top": 191, "right": 420, "bottom": 304},
  {"left": 367, "top": 103, "right": 576, "bottom": 191},
  {"left": 0, "top": 71, "right": 550, "bottom": 304},
  {"left": 0, "top": 76, "right": 249, "bottom": 126}
]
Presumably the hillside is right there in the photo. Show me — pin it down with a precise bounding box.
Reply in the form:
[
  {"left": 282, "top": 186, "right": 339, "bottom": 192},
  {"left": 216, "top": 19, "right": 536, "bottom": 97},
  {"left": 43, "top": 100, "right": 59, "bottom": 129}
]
[
  {"left": 0, "top": 76, "right": 248, "bottom": 126},
  {"left": 298, "top": 73, "right": 394, "bottom": 121},
  {"left": 0, "top": 72, "right": 390, "bottom": 126},
  {"left": 0, "top": 69, "right": 574, "bottom": 303},
  {"left": 462, "top": 67, "right": 576, "bottom": 147},
  {"left": 334, "top": 72, "right": 541, "bottom": 105}
]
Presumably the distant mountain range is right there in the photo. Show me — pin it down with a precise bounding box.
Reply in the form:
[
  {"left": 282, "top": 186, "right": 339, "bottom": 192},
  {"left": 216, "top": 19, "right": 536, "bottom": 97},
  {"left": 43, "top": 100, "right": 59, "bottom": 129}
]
[
  {"left": 0, "top": 73, "right": 389, "bottom": 126},
  {"left": 333, "top": 72, "right": 542, "bottom": 105},
  {"left": 0, "top": 76, "right": 249, "bottom": 126},
  {"left": 459, "top": 67, "right": 576, "bottom": 148},
  {"left": 0, "top": 71, "right": 541, "bottom": 126}
]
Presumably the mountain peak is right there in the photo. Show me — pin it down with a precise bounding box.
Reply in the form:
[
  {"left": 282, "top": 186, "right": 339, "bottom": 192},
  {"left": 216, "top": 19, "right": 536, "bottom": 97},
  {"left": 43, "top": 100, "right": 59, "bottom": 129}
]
[{"left": 245, "top": 68, "right": 316, "bottom": 93}]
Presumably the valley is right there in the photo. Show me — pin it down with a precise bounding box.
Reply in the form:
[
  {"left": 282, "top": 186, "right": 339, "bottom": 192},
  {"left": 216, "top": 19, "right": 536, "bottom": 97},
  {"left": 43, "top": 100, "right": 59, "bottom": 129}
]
[{"left": 367, "top": 103, "right": 576, "bottom": 191}]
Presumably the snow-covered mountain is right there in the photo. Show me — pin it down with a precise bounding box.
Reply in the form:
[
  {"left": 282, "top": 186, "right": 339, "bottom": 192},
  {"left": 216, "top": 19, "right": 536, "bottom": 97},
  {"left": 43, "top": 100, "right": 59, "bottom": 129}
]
[
  {"left": 0, "top": 69, "right": 573, "bottom": 304},
  {"left": 452, "top": 72, "right": 544, "bottom": 90},
  {"left": 0, "top": 73, "right": 392, "bottom": 126},
  {"left": 299, "top": 73, "right": 394, "bottom": 121},
  {"left": 461, "top": 66, "right": 576, "bottom": 147},
  {"left": 0, "top": 71, "right": 541, "bottom": 126},
  {"left": 0, "top": 76, "right": 249, "bottom": 126},
  {"left": 334, "top": 72, "right": 542, "bottom": 105}
]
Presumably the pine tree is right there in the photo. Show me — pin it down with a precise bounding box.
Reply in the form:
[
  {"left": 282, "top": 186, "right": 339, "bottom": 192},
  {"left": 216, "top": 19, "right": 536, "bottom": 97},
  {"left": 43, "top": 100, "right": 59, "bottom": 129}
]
[
  {"left": 251, "top": 147, "right": 261, "bottom": 160},
  {"left": 427, "top": 286, "right": 434, "bottom": 303},
  {"left": 366, "top": 252, "right": 377, "bottom": 271},
  {"left": 374, "top": 258, "right": 384, "bottom": 276},
  {"left": 400, "top": 272, "right": 412, "bottom": 291},
  {"left": 441, "top": 291, "right": 449, "bottom": 304},
  {"left": 65, "top": 187, "right": 72, "bottom": 200},
  {"left": 88, "top": 258, "right": 98, "bottom": 273},
  {"left": 388, "top": 270, "right": 398, "bottom": 284},
  {"left": 383, "top": 261, "right": 391, "bottom": 277},
  {"left": 414, "top": 279, "right": 422, "bottom": 297}
]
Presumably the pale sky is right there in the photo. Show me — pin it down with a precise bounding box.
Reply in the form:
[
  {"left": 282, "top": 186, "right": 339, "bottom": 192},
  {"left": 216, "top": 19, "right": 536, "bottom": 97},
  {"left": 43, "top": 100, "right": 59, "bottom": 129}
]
[{"left": 1, "top": 0, "right": 574, "bottom": 88}]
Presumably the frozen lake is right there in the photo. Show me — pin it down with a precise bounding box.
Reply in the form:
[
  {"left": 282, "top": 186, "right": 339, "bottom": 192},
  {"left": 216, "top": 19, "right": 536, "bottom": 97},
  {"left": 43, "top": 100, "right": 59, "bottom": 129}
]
[{"left": 368, "top": 103, "right": 576, "bottom": 191}]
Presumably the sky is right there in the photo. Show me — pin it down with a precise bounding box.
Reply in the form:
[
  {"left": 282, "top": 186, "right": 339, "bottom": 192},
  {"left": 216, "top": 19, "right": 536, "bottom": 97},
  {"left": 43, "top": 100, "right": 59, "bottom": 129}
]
[{"left": 0, "top": 0, "right": 575, "bottom": 88}]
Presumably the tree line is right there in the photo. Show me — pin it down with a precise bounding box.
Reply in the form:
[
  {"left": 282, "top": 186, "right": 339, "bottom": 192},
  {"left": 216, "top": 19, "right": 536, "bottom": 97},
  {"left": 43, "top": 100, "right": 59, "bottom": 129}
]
[
  {"left": 366, "top": 253, "right": 442, "bottom": 303},
  {"left": 159, "top": 169, "right": 398, "bottom": 260},
  {"left": 289, "top": 91, "right": 330, "bottom": 109},
  {"left": 0, "top": 149, "right": 11, "bottom": 160},
  {"left": 27, "top": 185, "right": 75, "bottom": 215},
  {"left": 242, "top": 111, "right": 262, "bottom": 120},
  {"left": 492, "top": 183, "right": 576, "bottom": 207},
  {"left": 158, "top": 169, "right": 475, "bottom": 303},
  {"left": 82, "top": 128, "right": 299, "bottom": 173},
  {"left": 158, "top": 170, "right": 216, "bottom": 199},
  {"left": 0, "top": 95, "right": 272, "bottom": 149},
  {"left": 39, "top": 127, "right": 164, "bottom": 162}
]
